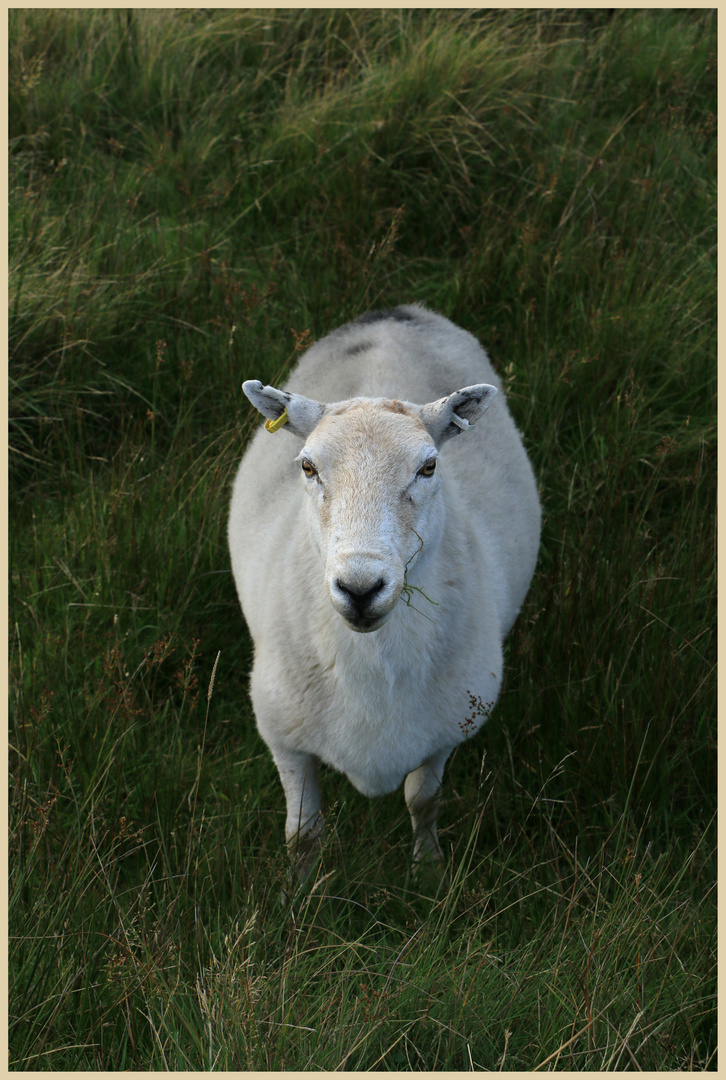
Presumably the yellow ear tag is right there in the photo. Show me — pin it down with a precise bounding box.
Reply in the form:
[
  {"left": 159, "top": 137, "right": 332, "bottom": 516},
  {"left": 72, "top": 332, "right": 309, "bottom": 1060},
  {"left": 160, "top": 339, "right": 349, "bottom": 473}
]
[{"left": 264, "top": 409, "right": 289, "bottom": 433}]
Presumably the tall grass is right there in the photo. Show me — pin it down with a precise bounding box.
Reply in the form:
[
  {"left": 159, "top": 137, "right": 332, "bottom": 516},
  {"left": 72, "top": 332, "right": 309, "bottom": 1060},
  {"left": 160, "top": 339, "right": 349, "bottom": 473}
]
[{"left": 9, "top": 9, "right": 716, "bottom": 1070}]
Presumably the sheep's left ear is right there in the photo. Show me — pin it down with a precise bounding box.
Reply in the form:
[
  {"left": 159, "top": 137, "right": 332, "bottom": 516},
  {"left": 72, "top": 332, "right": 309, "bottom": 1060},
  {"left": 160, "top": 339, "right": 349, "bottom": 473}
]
[
  {"left": 243, "top": 381, "right": 325, "bottom": 438},
  {"left": 418, "top": 384, "right": 498, "bottom": 445}
]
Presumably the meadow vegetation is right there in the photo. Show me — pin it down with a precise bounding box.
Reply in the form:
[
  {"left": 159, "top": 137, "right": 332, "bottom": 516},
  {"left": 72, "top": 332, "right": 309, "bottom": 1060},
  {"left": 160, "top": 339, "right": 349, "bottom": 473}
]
[{"left": 9, "top": 9, "right": 716, "bottom": 1069}]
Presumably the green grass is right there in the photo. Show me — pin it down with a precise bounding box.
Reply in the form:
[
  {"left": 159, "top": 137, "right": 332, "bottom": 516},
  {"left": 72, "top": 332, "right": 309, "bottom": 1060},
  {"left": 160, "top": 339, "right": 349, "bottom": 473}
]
[{"left": 9, "top": 9, "right": 716, "bottom": 1070}]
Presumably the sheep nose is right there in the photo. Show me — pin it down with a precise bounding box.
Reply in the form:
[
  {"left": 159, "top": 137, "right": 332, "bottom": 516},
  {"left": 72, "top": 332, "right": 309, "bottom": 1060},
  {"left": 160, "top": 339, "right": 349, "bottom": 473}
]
[{"left": 334, "top": 576, "right": 386, "bottom": 614}]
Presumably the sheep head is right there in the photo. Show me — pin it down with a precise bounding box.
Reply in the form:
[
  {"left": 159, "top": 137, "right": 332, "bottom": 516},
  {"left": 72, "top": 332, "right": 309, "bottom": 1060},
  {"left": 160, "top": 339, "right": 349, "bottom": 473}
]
[{"left": 243, "top": 381, "right": 497, "bottom": 632}]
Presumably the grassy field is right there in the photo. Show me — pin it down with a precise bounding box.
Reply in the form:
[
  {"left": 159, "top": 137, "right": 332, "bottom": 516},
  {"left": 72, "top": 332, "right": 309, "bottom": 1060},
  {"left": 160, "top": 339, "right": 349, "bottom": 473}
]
[{"left": 9, "top": 9, "right": 716, "bottom": 1070}]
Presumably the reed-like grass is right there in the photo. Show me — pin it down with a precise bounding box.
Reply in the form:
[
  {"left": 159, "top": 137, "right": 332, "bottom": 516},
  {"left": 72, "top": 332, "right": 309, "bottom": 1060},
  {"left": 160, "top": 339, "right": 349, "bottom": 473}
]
[{"left": 9, "top": 9, "right": 715, "bottom": 1070}]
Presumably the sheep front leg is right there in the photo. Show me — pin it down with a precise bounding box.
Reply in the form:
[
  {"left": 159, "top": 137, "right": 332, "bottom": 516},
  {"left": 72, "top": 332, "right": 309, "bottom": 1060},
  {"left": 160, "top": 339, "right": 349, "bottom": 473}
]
[
  {"left": 272, "top": 748, "right": 324, "bottom": 877},
  {"left": 404, "top": 749, "right": 450, "bottom": 873}
]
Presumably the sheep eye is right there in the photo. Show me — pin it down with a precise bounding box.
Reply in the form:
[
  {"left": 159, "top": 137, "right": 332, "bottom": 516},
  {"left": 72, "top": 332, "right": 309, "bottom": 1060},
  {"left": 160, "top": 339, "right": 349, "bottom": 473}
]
[
  {"left": 301, "top": 459, "right": 318, "bottom": 478},
  {"left": 418, "top": 459, "right": 437, "bottom": 478}
]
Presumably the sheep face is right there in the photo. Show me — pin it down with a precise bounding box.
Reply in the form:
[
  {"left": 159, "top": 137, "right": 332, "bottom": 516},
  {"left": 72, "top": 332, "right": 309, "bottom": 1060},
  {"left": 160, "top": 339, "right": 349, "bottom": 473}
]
[
  {"left": 241, "top": 378, "right": 499, "bottom": 633},
  {"left": 296, "top": 403, "right": 442, "bottom": 632}
]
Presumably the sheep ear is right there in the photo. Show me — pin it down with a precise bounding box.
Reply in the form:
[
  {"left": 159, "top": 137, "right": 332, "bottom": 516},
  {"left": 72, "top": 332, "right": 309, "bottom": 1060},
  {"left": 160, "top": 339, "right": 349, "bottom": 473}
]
[
  {"left": 418, "top": 384, "right": 498, "bottom": 445},
  {"left": 243, "top": 381, "right": 325, "bottom": 438}
]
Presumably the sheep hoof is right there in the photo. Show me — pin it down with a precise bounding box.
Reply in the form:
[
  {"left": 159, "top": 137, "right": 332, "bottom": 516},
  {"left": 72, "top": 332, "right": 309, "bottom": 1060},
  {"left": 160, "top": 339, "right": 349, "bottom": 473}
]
[
  {"left": 412, "top": 847, "right": 446, "bottom": 891},
  {"left": 287, "top": 818, "right": 324, "bottom": 881},
  {"left": 278, "top": 834, "right": 325, "bottom": 906}
]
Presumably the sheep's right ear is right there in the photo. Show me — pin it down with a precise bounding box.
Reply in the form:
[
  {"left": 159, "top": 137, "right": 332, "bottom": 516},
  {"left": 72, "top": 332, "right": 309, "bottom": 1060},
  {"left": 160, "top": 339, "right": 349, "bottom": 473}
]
[{"left": 243, "top": 381, "right": 325, "bottom": 438}]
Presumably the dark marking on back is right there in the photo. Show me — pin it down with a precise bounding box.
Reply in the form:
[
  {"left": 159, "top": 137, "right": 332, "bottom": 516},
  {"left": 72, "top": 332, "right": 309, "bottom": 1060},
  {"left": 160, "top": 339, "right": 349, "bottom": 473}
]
[
  {"left": 344, "top": 340, "right": 374, "bottom": 356},
  {"left": 353, "top": 308, "right": 417, "bottom": 326}
]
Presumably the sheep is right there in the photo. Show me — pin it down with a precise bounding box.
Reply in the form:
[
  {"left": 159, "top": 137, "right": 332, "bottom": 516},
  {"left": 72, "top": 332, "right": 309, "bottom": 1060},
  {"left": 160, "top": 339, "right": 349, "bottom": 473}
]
[{"left": 228, "top": 304, "right": 540, "bottom": 876}]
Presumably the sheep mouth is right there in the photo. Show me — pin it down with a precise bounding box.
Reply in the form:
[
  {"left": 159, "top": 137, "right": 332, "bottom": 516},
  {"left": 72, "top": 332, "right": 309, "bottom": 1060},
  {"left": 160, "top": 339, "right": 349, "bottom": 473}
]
[{"left": 341, "top": 610, "right": 392, "bottom": 634}]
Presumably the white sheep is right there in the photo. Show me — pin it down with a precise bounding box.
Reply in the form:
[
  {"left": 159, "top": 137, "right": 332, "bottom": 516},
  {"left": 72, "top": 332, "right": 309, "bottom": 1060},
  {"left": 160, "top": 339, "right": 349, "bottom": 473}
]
[{"left": 228, "top": 305, "right": 540, "bottom": 874}]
